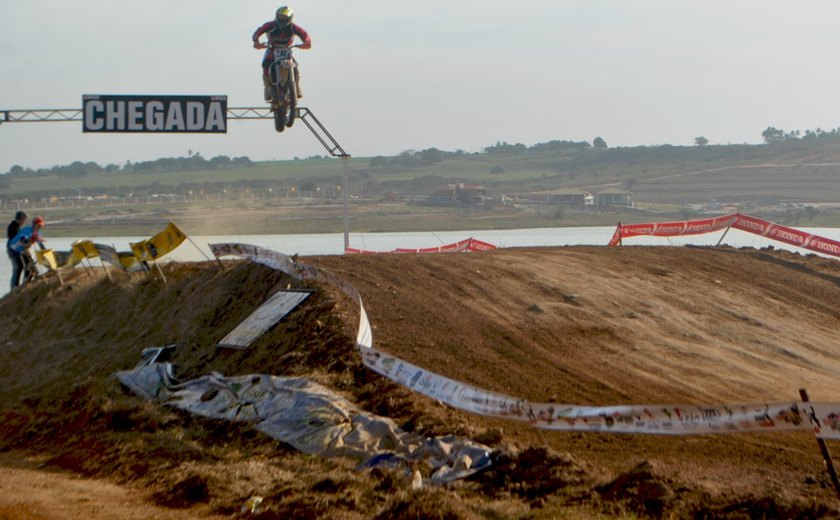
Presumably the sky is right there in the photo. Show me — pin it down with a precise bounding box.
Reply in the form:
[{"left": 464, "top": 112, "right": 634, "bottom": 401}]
[{"left": 1, "top": 0, "right": 839, "bottom": 172}]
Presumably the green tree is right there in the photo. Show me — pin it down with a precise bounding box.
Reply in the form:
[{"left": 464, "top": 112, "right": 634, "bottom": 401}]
[
  {"left": 694, "top": 136, "right": 709, "bottom": 146},
  {"left": 419, "top": 148, "right": 443, "bottom": 164},
  {"left": 593, "top": 137, "right": 607, "bottom": 150},
  {"left": 761, "top": 126, "right": 785, "bottom": 144},
  {"left": 483, "top": 141, "right": 527, "bottom": 154}
]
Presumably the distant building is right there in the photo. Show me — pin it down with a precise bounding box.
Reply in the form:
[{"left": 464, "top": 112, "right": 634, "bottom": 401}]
[
  {"left": 516, "top": 188, "right": 633, "bottom": 207},
  {"left": 591, "top": 191, "right": 633, "bottom": 207},
  {"left": 517, "top": 189, "right": 589, "bottom": 206},
  {"left": 428, "top": 182, "right": 487, "bottom": 206}
]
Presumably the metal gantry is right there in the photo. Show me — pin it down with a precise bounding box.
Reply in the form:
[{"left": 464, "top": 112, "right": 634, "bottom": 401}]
[
  {"left": 1, "top": 106, "right": 347, "bottom": 157},
  {"left": 2, "top": 109, "right": 83, "bottom": 123},
  {"left": 3, "top": 107, "right": 289, "bottom": 124},
  {"left": 1, "top": 105, "right": 354, "bottom": 250}
]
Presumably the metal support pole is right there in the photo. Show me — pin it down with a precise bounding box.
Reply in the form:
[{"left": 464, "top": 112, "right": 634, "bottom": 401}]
[
  {"left": 800, "top": 388, "right": 840, "bottom": 499},
  {"left": 341, "top": 155, "right": 350, "bottom": 252},
  {"left": 295, "top": 107, "right": 351, "bottom": 252},
  {"left": 716, "top": 225, "right": 732, "bottom": 247}
]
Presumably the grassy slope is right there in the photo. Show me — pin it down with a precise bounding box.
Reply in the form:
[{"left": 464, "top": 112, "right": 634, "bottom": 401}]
[{"left": 4, "top": 138, "right": 840, "bottom": 236}]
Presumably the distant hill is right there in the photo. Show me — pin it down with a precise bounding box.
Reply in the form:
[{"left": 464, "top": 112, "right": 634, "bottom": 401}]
[
  {"left": 4, "top": 131, "right": 840, "bottom": 202},
  {"left": 4, "top": 131, "right": 840, "bottom": 235}
]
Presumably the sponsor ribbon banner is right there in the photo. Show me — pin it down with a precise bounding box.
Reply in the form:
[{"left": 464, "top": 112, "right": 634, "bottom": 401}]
[
  {"left": 732, "top": 214, "right": 840, "bottom": 258},
  {"left": 608, "top": 214, "right": 738, "bottom": 246},
  {"left": 82, "top": 94, "right": 227, "bottom": 133},
  {"left": 208, "top": 243, "right": 840, "bottom": 440},
  {"left": 608, "top": 213, "right": 840, "bottom": 259},
  {"left": 210, "top": 243, "right": 298, "bottom": 272},
  {"left": 359, "top": 344, "right": 840, "bottom": 437},
  {"left": 346, "top": 237, "right": 496, "bottom": 255},
  {"left": 218, "top": 290, "right": 313, "bottom": 349}
]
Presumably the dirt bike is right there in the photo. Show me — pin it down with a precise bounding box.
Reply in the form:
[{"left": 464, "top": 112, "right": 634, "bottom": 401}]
[{"left": 267, "top": 43, "right": 302, "bottom": 133}]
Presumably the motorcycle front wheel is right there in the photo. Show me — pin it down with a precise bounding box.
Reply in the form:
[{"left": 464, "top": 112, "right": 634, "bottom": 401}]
[
  {"left": 285, "top": 76, "right": 297, "bottom": 128},
  {"left": 273, "top": 85, "right": 286, "bottom": 133}
]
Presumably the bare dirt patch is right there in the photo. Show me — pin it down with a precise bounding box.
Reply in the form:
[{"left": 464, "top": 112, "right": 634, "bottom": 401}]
[{"left": 1, "top": 245, "right": 840, "bottom": 518}]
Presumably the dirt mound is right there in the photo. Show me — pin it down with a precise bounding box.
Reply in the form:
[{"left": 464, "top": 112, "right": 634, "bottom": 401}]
[{"left": 2, "top": 245, "right": 840, "bottom": 518}]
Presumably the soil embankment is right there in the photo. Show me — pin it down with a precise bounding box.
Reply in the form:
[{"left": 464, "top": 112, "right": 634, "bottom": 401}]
[{"left": 1, "top": 245, "right": 840, "bottom": 518}]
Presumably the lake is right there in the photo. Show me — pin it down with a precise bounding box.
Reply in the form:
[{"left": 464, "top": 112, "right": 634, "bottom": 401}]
[{"left": 3, "top": 225, "right": 840, "bottom": 297}]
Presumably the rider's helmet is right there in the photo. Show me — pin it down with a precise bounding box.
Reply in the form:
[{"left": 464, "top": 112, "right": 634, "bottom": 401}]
[
  {"left": 275, "top": 6, "right": 294, "bottom": 29},
  {"left": 32, "top": 216, "right": 44, "bottom": 228}
]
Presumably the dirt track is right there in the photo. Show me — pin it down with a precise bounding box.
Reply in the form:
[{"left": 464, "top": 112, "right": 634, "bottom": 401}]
[{"left": 2, "top": 245, "right": 840, "bottom": 518}]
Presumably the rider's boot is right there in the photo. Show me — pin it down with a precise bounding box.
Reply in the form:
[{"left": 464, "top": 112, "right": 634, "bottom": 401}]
[
  {"left": 263, "top": 74, "right": 272, "bottom": 103},
  {"left": 295, "top": 69, "right": 303, "bottom": 99}
]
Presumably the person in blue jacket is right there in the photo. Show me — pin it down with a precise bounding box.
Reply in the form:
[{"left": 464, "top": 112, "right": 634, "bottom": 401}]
[
  {"left": 9, "top": 216, "right": 45, "bottom": 288},
  {"left": 6, "top": 211, "right": 28, "bottom": 290}
]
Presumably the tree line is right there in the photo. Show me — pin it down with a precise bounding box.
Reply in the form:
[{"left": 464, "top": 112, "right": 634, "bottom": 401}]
[
  {"left": 761, "top": 126, "right": 840, "bottom": 144},
  {"left": 4, "top": 153, "right": 255, "bottom": 178},
  {"left": 6, "top": 124, "right": 840, "bottom": 179}
]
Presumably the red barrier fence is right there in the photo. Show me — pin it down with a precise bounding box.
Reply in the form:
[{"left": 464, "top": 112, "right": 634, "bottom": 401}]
[
  {"left": 345, "top": 237, "right": 496, "bottom": 255},
  {"left": 608, "top": 213, "right": 840, "bottom": 259}
]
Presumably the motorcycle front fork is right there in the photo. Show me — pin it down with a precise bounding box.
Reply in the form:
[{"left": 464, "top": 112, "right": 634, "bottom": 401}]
[{"left": 272, "top": 66, "right": 298, "bottom": 90}]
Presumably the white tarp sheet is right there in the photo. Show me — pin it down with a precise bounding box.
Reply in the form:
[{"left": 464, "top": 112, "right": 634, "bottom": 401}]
[{"left": 115, "top": 362, "right": 493, "bottom": 484}]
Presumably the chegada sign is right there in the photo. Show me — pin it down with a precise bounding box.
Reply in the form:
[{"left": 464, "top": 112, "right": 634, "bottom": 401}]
[{"left": 82, "top": 94, "right": 227, "bottom": 133}]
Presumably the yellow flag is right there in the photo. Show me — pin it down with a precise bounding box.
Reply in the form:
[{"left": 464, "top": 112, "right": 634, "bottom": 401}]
[
  {"left": 36, "top": 249, "right": 59, "bottom": 271},
  {"left": 72, "top": 240, "right": 99, "bottom": 259},
  {"left": 118, "top": 251, "right": 141, "bottom": 271},
  {"left": 131, "top": 221, "right": 187, "bottom": 262}
]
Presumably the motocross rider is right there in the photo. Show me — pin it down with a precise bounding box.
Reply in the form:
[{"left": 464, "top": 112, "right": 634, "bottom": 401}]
[{"left": 253, "top": 6, "right": 311, "bottom": 102}]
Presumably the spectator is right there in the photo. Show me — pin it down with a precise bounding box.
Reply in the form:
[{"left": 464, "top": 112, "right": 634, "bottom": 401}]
[
  {"left": 6, "top": 210, "right": 28, "bottom": 290},
  {"left": 9, "top": 216, "right": 45, "bottom": 287}
]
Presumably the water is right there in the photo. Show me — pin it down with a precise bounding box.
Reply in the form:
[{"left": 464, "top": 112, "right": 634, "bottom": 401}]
[{"left": 4, "top": 225, "right": 840, "bottom": 297}]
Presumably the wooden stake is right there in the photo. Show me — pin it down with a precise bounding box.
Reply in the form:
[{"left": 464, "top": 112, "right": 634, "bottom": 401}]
[
  {"left": 79, "top": 258, "right": 93, "bottom": 277},
  {"left": 102, "top": 262, "right": 113, "bottom": 282},
  {"left": 800, "top": 388, "right": 840, "bottom": 499},
  {"left": 154, "top": 261, "right": 167, "bottom": 284},
  {"left": 186, "top": 236, "right": 220, "bottom": 267}
]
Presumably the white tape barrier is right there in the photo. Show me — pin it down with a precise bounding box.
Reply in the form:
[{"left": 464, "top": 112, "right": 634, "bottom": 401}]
[{"left": 210, "top": 243, "right": 840, "bottom": 439}]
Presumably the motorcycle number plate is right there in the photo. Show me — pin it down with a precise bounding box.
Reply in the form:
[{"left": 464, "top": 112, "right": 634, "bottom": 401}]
[{"left": 272, "top": 48, "right": 291, "bottom": 60}]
